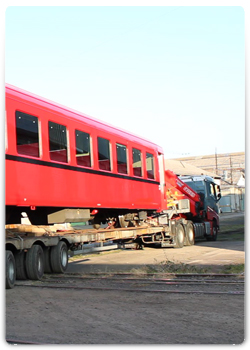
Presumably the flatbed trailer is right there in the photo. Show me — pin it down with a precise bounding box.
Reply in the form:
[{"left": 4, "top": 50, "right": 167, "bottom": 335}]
[
  {"left": 6, "top": 195, "right": 220, "bottom": 290},
  {"left": 6, "top": 223, "right": 173, "bottom": 289},
  {"left": 6, "top": 224, "right": 167, "bottom": 252}
]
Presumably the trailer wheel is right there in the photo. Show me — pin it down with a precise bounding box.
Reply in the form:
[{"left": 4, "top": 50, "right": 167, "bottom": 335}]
[
  {"left": 50, "top": 241, "right": 68, "bottom": 273},
  {"left": 175, "top": 224, "right": 185, "bottom": 248},
  {"left": 25, "top": 245, "right": 44, "bottom": 280},
  {"left": 6, "top": 251, "right": 16, "bottom": 289},
  {"left": 185, "top": 223, "right": 195, "bottom": 246},
  {"left": 15, "top": 251, "right": 27, "bottom": 280}
]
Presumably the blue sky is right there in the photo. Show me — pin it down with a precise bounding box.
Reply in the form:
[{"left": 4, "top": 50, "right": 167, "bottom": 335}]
[{"left": 5, "top": 5, "right": 245, "bottom": 158}]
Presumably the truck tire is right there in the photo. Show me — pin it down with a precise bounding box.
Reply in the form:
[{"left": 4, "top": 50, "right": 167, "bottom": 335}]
[
  {"left": 185, "top": 222, "right": 195, "bottom": 246},
  {"left": 25, "top": 245, "right": 44, "bottom": 280},
  {"left": 15, "top": 251, "right": 27, "bottom": 280},
  {"left": 211, "top": 222, "right": 218, "bottom": 241},
  {"left": 50, "top": 241, "right": 68, "bottom": 273},
  {"left": 175, "top": 224, "right": 185, "bottom": 248},
  {"left": 208, "top": 222, "right": 218, "bottom": 241},
  {"left": 6, "top": 250, "right": 16, "bottom": 289}
]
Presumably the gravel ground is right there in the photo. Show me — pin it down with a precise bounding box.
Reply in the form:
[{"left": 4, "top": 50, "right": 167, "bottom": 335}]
[
  {"left": 5, "top": 212, "right": 245, "bottom": 345},
  {"left": 6, "top": 279, "right": 244, "bottom": 344}
]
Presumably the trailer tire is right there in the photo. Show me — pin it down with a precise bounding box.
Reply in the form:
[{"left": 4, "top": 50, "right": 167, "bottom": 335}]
[
  {"left": 15, "top": 251, "right": 27, "bottom": 280},
  {"left": 175, "top": 224, "right": 185, "bottom": 248},
  {"left": 6, "top": 250, "right": 16, "bottom": 289},
  {"left": 50, "top": 241, "right": 68, "bottom": 273},
  {"left": 185, "top": 222, "right": 195, "bottom": 246},
  {"left": 25, "top": 245, "right": 44, "bottom": 280}
]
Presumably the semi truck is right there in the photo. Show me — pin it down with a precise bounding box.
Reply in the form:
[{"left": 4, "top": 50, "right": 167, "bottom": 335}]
[{"left": 162, "top": 170, "right": 221, "bottom": 247}]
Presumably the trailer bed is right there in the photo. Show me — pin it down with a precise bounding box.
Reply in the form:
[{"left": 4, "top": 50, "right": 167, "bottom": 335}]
[{"left": 6, "top": 224, "right": 165, "bottom": 251}]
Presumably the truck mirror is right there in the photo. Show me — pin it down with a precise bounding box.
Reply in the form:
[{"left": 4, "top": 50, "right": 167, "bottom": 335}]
[{"left": 215, "top": 185, "right": 221, "bottom": 202}]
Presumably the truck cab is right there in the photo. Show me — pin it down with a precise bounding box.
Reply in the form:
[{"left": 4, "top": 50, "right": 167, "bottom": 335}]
[{"left": 179, "top": 175, "right": 221, "bottom": 215}]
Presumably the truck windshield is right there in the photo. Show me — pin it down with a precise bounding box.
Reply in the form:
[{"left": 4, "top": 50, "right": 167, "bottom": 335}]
[{"left": 184, "top": 180, "right": 205, "bottom": 194}]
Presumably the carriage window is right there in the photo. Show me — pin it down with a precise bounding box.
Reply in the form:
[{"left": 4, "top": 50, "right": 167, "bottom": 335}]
[
  {"left": 98, "top": 137, "right": 111, "bottom": 171},
  {"left": 49, "top": 121, "right": 68, "bottom": 163},
  {"left": 132, "top": 148, "right": 142, "bottom": 177},
  {"left": 146, "top": 152, "right": 155, "bottom": 179},
  {"left": 75, "top": 130, "right": 91, "bottom": 167},
  {"left": 16, "top": 111, "right": 40, "bottom": 157},
  {"left": 116, "top": 143, "right": 128, "bottom": 174}
]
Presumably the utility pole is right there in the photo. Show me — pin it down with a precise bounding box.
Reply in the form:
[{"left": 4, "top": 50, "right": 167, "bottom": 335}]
[
  {"left": 215, "top": 148, "right": 218, "bottom": 175},
  {"left": 230, "top": 156, "right": 233, "bottom": 184}
]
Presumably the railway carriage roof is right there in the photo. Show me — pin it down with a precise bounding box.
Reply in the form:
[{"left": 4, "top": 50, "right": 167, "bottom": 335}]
[{"left": 6, "top": 84, "right": 164, "bottom": 154}]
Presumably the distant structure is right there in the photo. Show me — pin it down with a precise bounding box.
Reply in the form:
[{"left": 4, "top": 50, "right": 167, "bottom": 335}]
[
  {"left": 164, "top": 159, "right": 219, "bottom": 178},
  {"left": 170, "top": 152, "right": 245, "bottom": 213}
]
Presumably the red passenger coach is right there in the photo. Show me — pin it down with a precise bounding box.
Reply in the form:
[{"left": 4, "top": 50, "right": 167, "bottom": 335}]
[{"left": 5, "top": 84, "right": 166, "bottom": 226}]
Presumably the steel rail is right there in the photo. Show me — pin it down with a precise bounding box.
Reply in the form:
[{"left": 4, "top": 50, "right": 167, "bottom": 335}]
[
  {"left": 45, "top": 275, "right": 244, "bottom": 285},
  {"left": 65, "top": 272, "right": 244, "bottom": 278},
  {"left": 6, "top": 338, "right": 44, "bottom": 345},
  {"left": 15, "top": 283, "right": 244, "bottom": 295}
]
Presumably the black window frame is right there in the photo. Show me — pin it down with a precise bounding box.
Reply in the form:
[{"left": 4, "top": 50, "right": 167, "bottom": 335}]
[
  {"left": 116, "top": 143, "right": 128, "bottom": 175},
  {"left": 75, "top": 129, "right": 92, "bottom": 167},
  {"left": 132, "top": 148, "right": 142, "bottom": 177},
  {"left": 15, "top": 110, "right": 40, "bottom": 158},
  {"left": 146, "top": 152, "right": 155, "bottom": 179},
  {"left": 48, "top": 121, "right": 68, "bottom": 163},
  {"left": 97, "top": 137, "right": 111, "bottom": 171}
]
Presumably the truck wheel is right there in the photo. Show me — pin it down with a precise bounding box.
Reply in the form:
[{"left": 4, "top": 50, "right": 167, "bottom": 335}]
[
  {"left": 6, "top": 250, "right": 16, "bottom": 289},
  {"left": 15, "top": 251, "right": 27, "bottom": 280},
  {"left": 25, "top": 245, "right": 44, "bottom": 280},
  {"left": 206, "top": 222, "right": 218, "bottom": 241},
  {"left": 175, "top": 224, "right": 185, "bottom": 248},
  {"left": 185, "top": 223, "right": 195, "bottom": 246},
  {"left": 50, "top": 241, "right": 68, "bottom": 273},
  {"left": 211, "top": 222, "right": 218, "bottom": 241}
]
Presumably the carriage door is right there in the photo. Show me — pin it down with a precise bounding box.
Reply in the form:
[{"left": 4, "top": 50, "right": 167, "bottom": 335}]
[{"left": 158, "top": 153, "right": 166, "bottom": 209}]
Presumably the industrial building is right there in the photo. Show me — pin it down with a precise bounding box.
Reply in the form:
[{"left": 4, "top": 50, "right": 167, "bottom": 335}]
[{"left": 167, "top": 152, "right": 245, "bottom": 213}]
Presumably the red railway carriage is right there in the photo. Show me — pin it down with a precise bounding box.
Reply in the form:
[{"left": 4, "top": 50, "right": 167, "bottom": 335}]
[{"left": 5, "top": 84, "right": 166, "bottom": 225}]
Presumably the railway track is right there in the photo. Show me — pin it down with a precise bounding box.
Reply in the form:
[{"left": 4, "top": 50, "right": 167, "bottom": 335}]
[
  {"left": 6, "top": 339, "right": 44, "bottom": 345},
  {"left": 15, "top": 272, "right": 244, "bottom": 295},
  {"left": 7, "top": 272, "right": 244, "bottom": 345}
]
